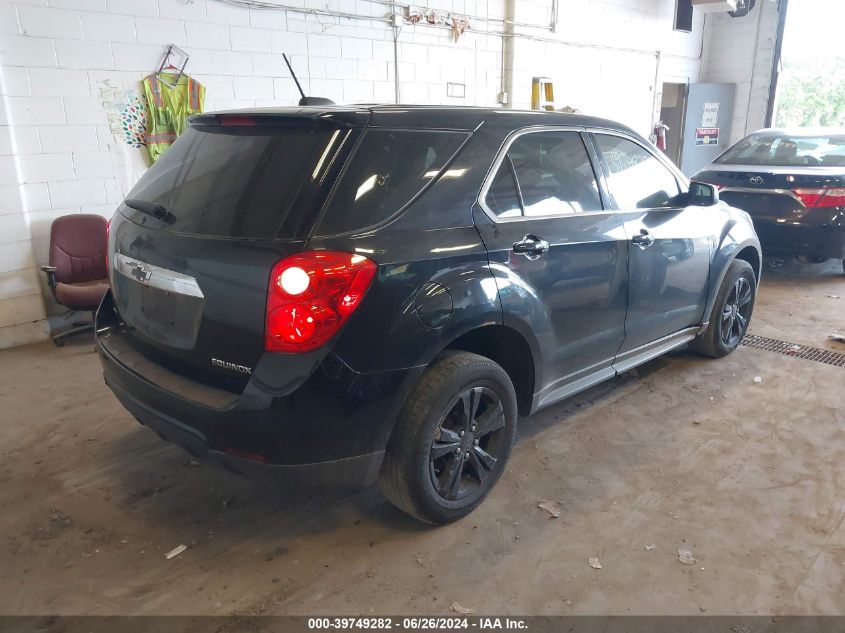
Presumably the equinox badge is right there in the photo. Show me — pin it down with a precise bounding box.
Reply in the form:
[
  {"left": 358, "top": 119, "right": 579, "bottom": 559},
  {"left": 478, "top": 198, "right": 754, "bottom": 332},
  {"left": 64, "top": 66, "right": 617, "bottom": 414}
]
[{"left": 212, "top": 358, "right": 253, "bottom": 375}]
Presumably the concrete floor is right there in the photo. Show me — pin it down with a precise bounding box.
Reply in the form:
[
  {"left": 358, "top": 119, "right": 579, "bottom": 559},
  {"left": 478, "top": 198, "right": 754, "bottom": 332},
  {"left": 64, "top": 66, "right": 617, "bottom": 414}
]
[{"left": 1, "top": 258, "right": 843, "bottom": 616}]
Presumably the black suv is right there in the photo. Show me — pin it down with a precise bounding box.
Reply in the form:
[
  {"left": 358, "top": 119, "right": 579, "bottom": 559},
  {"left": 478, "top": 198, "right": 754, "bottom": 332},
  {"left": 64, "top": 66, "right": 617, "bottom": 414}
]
[{"left": 97, "top": 106, "right": 761, "bottom": 523}]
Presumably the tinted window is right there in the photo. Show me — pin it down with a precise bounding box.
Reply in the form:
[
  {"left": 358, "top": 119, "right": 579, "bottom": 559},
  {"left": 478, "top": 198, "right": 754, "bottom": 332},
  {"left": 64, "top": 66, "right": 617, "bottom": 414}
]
[
  {"left": 318, "top": 130, "right": 468, "bottom": 235},
  {"left": 596, "top": 134, "right": 681, "bottom": 209},
  {"left": 508, "top": 131, "right": 602, "bottom": 216},
  {"left": 716, "top": 133, "right": 845, "bottom": 166},
  {"left": 675, "top": 0, "right": 693, "bottom": 32},
  {"left": 124, "top": 125, "right": 340, "bottom": 239},
  {"left": 485, "top": 157, "right": 522, "bottom": 218}
]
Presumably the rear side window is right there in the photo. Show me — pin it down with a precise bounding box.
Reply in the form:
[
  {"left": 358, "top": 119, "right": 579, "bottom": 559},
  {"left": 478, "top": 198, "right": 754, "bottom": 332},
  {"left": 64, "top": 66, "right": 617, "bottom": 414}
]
[
  {"left": 509, "top": 132, "right": 602, "bottom": 216},
  {"left": 483, "top": 130, "right": 602, "bottom": 218},
  {"left": 485, "top": 158, "right": 522, "bottom": 218},
  {"left": 124, "top": 125, "right": 342, "bottom": 239},
  {"left": 317, "top": 130, "right": 468, "bottom": 235},
  {"left": 595, "top": 134, "right": 681, "bottom": 209}
]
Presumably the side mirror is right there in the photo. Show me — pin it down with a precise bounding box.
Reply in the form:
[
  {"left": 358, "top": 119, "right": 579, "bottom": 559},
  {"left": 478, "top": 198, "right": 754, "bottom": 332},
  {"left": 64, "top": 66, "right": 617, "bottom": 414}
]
[{"left": 689, "top": 182, "right": 719, "bottom": 207}]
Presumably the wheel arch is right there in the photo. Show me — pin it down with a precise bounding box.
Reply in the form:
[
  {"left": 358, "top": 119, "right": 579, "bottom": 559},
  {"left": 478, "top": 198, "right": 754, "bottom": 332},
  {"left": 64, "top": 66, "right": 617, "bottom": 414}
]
[
  {"left": 735, "top": 245, "right": 761, "bottom": 284},
  {"left": 441, "top": 324, "right": 537, "bottom": 417},
  {"left": 702, "top": 233, "right": 762, "bottom": 330}
]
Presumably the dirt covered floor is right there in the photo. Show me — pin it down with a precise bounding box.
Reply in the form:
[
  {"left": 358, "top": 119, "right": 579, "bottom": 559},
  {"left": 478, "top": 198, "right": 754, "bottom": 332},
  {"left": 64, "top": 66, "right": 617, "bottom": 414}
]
[{"left": 1, "top": 258, "right": 843, "bottom": 616}]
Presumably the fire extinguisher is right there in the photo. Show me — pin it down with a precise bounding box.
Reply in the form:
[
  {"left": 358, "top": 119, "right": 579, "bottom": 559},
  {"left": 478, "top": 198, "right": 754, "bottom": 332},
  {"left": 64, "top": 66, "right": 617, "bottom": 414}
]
[{"left": 653, "top": 121, "right": 669, "bottom": 151}]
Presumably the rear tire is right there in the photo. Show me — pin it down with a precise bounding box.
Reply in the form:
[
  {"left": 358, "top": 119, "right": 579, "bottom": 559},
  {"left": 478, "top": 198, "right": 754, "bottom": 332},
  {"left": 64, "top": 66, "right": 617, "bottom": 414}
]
[
  {"left": 691, "top": 259, "right": 756, "bottom": 358},
  {"left": 379, "top": 351, "right": 517, "bottom": 524}
]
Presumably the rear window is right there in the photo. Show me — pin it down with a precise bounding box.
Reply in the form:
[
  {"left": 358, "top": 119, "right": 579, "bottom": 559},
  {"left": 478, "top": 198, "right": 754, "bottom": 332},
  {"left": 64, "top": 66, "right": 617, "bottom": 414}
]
[
  {"left": 316, "top": 129, "right": 468, "bottom": 235},
  {"left": 508, "top": 131, "right": 602, "bottom": 216},
  {"left": 122, "top": 124, "right": 342, "bottom": 239},
  {"left": 716, "top": 133, "right": 845, "bottom": 167}
]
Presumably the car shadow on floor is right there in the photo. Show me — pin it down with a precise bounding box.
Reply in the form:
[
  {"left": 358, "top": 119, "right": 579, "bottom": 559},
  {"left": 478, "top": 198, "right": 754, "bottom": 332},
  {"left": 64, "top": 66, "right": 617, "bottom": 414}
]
[
  {"left": 103, "top": 421, "right": 428, "bottom": 538},
  {"left": 762, "top": 255, "right": 844, "bottom": 279},
  {"left": 100, "top": 350, "right": 688, "bottom": 540}
]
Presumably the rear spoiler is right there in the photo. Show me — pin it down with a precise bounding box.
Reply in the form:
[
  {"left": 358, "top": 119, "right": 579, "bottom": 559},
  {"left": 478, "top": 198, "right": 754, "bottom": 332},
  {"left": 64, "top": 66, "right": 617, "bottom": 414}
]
[{"left": 189, "top": 110, "right": 371, "bottom": 129}]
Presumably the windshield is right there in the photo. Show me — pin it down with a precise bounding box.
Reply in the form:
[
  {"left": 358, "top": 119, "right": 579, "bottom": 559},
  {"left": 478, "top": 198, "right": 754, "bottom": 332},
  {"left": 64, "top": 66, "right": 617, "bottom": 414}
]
[
  {"left": 123, "top": 124, "right": 342, "bottom": 239},
  {"left": 716, "top": 132, "right": 845, "bottom": 167}
]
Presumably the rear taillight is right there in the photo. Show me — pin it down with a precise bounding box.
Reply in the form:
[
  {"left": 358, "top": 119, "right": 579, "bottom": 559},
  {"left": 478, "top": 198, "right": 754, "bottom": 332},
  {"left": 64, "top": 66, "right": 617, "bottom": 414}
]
[
  {"left": 793, "top": 188, "right": 845, "bottom": 208},
  {"left": 264, "top": 250, "right": 377, "bottom": 353}
]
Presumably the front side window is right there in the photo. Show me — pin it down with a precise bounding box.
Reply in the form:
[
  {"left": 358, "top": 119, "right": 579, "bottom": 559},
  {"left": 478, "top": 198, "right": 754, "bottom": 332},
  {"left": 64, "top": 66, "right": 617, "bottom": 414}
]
[
  {"left": 483, "top": 130, "right": 603, "bottom": 219},
  {"left": 595, "top": 134, "right": 681, "bottom": 209}
]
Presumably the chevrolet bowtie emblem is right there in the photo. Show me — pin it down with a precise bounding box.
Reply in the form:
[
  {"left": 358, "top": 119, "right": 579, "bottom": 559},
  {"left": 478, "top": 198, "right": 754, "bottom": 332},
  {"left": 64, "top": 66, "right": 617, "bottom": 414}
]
[{"left": 130, "top": 263, "right": 152, "bottom": 282}]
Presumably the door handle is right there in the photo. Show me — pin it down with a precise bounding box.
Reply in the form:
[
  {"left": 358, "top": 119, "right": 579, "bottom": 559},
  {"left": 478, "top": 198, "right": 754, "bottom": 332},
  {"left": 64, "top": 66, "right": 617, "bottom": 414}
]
[
  {"left": 512, "top": 234, "right": 550, "bottom": 259},
  {"left": 631, "top": 229, "right": 655, "bottom": 249}
]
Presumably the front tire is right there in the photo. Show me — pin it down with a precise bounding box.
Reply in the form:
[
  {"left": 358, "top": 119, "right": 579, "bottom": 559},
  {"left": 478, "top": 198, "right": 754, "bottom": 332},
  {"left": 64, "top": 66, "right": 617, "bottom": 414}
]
[
  {"left": 691, "top": 259, "right": 756, "bottom": 358},
  {"left": 379, "top": 351, "right": 518, "bottom": 524}
]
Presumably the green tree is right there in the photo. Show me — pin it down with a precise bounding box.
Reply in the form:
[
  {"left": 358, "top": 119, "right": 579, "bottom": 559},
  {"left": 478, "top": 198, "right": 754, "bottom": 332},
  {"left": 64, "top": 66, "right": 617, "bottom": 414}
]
[{"left": 775, "top": 57, "right": 845, "bottom": 127}]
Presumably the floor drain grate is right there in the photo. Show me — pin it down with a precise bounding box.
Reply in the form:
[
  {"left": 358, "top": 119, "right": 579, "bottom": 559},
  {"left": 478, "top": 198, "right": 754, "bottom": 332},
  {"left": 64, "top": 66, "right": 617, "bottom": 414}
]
[{"left": 741, "top": 335, "right": 845, "bottom": 368}]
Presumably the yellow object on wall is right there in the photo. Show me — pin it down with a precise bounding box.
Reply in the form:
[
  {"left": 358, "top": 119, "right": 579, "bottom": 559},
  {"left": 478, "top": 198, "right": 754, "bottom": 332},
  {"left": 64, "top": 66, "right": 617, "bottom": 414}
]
[
  {"left": 531, "top": 77, "right": 555, "bottom": 112},
  {"left": 142, "top": 73, "right": 205, "bottom": 163}
]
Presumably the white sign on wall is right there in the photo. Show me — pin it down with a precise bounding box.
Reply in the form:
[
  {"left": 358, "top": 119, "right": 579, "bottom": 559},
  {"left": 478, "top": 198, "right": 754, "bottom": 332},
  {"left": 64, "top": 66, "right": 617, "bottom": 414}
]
[{"left": 702, "top": 102, "right": 720, "bottom": 128}]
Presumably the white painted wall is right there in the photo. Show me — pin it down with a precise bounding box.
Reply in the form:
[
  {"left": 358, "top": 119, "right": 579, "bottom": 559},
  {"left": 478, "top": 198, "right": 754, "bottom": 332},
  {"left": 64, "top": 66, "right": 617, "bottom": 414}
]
[
  {"left": 509, "top": 0, "right": 707, "bottom": 136},
  {"left": 700, "top": 0, "right": 781, "bottom": 144},
  {"left": 0, "top": 0, "right": 506, "bottom": 349},
  {"left": 0, "top": 0, "right": 777, "bottom": 349}
]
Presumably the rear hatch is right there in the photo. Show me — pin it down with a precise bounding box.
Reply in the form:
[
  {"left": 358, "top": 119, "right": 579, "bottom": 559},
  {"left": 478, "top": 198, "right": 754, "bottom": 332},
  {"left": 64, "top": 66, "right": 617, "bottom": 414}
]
[
  {"left": 695, "top": 165, "right": 845, "bottom": 222},
  {"left": 107, "top": 113, "right": 358, "bottom": 393}
]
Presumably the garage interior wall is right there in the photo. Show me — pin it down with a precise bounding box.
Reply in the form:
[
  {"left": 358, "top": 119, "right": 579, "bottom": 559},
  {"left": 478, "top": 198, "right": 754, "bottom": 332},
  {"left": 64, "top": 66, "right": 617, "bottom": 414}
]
[
  {"left": 0, "top": 0, "right": 779, "bottom": 349},
  {"left": 507, "top": 0, "right": 706, "bottom": 133},
  {"left": 699, "top": 0, "right": 781, "bottom": 145}
]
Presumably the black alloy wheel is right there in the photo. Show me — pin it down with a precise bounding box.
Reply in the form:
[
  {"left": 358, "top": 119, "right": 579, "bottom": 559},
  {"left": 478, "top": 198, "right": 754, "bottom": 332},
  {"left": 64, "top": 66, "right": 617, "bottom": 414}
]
[
  {"left": 691, "top": 258, "right": 756, "bottom": 358},
  {"left": 379, "top": 351, "right": 517, "bottom": 524},
  {"left": 429, "top": 386, "right": 506, "bottom": 501},
  {"left": 719, "top": 276, "right": 753, "bottom": 347}
]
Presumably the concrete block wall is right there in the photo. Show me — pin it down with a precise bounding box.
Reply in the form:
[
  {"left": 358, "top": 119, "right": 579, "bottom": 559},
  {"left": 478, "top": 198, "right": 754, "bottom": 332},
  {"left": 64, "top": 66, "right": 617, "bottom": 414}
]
[
  {"left": 700, "top": 0, "right": 781, "bottom": 144},
  {"left": 509, "top": 0, "right": 707, "bottom": 136},
  {"left": 0, "top": 0, "right": 768, "bottom": 349},
  {"left": 0, "top": 0, "right": 504, "bottom": 348}
]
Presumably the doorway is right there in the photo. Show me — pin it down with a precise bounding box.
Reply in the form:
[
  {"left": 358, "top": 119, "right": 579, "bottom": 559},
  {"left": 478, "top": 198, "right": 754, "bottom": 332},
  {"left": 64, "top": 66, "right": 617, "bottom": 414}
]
[
  {"left": 659, "top": 82, "right": 737, "bottom": 176},
  {"left": 659, "top": 82, "right": 687, "bottom": 167}
]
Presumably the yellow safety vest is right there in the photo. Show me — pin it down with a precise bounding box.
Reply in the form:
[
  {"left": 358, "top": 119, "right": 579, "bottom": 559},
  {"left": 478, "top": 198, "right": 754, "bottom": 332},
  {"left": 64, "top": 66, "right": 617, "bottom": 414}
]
[{"left": 142, "top": 73, "right": 205, "bottom": 163}]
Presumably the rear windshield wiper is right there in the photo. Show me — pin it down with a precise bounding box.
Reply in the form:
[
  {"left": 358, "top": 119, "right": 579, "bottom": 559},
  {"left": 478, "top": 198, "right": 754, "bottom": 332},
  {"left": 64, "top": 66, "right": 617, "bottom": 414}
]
[{"left": 124, "top": 198, "right": 176, "bottom": 224}]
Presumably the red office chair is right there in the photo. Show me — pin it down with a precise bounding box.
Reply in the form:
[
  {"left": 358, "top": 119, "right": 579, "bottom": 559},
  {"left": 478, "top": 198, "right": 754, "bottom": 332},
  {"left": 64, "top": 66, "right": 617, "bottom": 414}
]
[{"left": 40, "top": 214, "right": 109, "bottom": 346}]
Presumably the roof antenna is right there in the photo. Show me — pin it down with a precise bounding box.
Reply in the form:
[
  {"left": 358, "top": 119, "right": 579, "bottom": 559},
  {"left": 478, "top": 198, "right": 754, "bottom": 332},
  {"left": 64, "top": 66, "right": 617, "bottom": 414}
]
[{"left": 283, "top": 53, "right": 335, "bottom": 107}]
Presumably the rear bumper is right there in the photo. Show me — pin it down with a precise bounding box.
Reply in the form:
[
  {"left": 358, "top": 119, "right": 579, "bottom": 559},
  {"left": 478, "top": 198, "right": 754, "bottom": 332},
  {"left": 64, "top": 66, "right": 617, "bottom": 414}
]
[
  {"left": 109, "top": 378, "right": 385, "bottom": 488},
  {"left": 97, "top": 310, "right": 422, "bottom": 490},
  {"left": 753, "top": 220, "right": 845, "bottom": 260}
]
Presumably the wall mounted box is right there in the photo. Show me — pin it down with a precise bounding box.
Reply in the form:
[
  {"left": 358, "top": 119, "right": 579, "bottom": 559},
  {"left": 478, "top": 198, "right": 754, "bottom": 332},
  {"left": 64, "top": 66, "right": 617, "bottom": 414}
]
[{"left": 691, "top": 0, "right": 738, "bottom": 12}]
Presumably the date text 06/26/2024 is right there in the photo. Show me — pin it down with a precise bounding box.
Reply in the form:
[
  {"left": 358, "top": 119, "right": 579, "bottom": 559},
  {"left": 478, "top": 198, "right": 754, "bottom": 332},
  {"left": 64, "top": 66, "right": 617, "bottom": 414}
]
[{"left": 306, "top": 617, "right": 529, "bottom": 630}]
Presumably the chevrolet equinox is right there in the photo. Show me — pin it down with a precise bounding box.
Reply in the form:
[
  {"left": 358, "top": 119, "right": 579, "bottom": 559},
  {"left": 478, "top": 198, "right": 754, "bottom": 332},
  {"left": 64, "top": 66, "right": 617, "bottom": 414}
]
[{"left": 96, "top": 106, "right": 762, "bottom": 523}]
